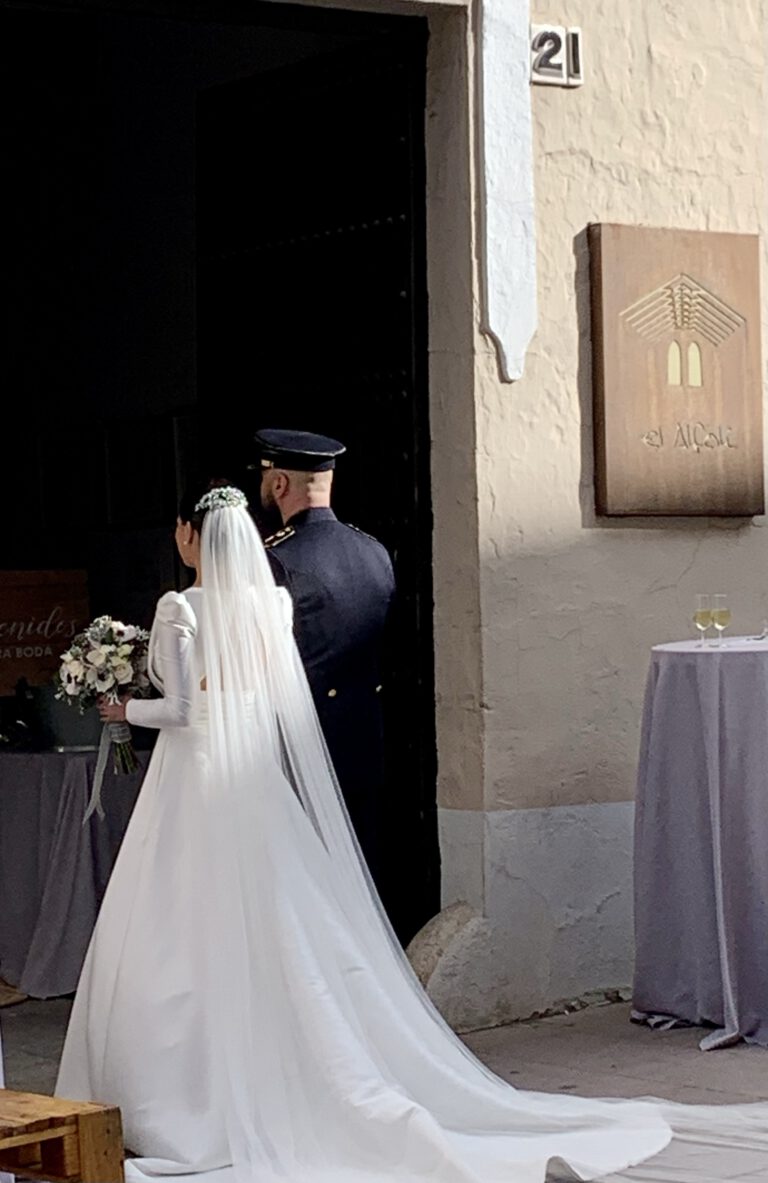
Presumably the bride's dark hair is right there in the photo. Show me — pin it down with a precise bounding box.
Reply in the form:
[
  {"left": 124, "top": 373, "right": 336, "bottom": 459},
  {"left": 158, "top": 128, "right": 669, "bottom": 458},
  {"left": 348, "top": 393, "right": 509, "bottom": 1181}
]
[{"left": 178, "top": 477, "right": 235, "bottom": 531}]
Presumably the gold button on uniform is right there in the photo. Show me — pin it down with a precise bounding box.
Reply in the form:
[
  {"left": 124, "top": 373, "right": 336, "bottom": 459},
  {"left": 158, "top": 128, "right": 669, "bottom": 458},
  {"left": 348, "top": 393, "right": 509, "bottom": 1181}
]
[{"left": 327, "top": 688, "right": 337, "bottom": 698}]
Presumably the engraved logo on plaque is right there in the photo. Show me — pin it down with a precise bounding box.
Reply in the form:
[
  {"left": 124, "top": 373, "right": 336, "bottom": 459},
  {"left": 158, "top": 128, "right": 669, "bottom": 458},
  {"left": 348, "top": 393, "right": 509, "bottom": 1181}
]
[
  {"left": 619, "top": 275, "right": 747, "bottom": 458},
  {"left": 621, "top": 274, "right": 745, "bottom": 347}
]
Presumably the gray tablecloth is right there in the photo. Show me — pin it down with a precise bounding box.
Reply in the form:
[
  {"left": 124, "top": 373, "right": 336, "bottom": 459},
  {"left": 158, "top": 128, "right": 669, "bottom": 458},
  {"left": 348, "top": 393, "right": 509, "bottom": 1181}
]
[
  {"left": 0, "top": 749, "right": 147, "bottom": 998},
  {"left": 633, "top": 637, "right": 768, "bottom": 1049}
]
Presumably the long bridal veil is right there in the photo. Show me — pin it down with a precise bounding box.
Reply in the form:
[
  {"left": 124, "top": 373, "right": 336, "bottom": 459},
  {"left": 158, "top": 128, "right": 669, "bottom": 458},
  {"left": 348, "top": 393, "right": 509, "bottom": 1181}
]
[{"left": 159, "top": 497, "right": 768, "bottom": 1183}]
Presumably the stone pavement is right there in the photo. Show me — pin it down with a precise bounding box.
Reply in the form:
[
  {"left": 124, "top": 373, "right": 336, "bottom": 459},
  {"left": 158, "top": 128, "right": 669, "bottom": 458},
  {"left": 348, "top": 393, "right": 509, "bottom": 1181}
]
[
  {"left": 463, "top": 1002, "right": 768, "bottom": 1106},
  {"left": 3, "top": 998, "right": 768, "bottom": 1179},
  {"left": 2, "top": 996, "right": 72, "bottom": 1096}
]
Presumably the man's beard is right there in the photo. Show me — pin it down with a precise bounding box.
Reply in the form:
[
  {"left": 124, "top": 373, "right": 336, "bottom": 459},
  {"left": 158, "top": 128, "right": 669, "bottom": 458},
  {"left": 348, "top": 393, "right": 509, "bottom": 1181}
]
[{"left": 255, "top": 494, "right": 283, "bottom": 538}]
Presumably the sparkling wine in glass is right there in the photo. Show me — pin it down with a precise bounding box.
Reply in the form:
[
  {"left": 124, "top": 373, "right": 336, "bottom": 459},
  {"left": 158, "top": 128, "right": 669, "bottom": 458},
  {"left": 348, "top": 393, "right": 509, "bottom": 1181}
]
[
  {"left": 693, "top": 595, "right": 712, "bottom": 647},
  {"left": 712, "top": 594, "right": 731, "bottom": 647}
]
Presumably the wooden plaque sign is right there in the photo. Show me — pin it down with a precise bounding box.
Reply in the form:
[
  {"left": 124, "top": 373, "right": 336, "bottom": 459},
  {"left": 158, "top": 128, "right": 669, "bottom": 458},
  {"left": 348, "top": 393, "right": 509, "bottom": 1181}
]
[
  {"left": 0, "top": 571, "right": 89, "bottom": 695},
  {"left": 589, "top": 224, "right": 764, "bottom": 516}
]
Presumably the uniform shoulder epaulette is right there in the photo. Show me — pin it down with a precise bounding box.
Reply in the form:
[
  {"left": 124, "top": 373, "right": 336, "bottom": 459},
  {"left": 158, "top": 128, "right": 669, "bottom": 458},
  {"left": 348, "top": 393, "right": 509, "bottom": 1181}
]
[
  {"left": 345, "top": 522, "right": 381, "bottom": 544},
  {"left": 264, "top": 525, "right": 296, "bottom": 550}
]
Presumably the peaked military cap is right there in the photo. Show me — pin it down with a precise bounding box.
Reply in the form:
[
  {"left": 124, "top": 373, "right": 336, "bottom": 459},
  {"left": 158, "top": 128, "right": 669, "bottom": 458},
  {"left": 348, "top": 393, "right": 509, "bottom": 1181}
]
[{"left": 254, "top": 428, "right": 346, "bottom": 472}]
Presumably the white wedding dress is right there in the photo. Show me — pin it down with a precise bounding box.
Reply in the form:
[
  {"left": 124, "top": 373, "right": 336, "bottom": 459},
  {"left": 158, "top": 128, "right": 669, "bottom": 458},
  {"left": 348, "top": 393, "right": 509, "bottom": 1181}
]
[{"left": 54, "top": 502, "right": 768, "bottom": 1183}]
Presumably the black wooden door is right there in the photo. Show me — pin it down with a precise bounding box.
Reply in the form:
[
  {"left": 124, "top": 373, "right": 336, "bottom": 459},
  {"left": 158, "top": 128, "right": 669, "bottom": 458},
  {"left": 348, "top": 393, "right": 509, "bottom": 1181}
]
[{"left": 196, "top": 19, "right": 438, "bottom": 942}]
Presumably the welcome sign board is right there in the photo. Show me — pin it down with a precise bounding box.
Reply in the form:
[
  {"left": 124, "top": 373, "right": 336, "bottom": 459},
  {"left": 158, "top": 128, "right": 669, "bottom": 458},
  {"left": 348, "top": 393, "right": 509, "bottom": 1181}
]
[{"left": 0, "top": 571, "right": 90, "bottom": 695}]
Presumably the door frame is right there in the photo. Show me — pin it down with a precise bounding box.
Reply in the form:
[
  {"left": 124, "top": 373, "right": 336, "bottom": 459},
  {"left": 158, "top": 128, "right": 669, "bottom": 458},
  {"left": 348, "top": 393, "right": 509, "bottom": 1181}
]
[{"left": 267, "top": 0, "right": 481, "bottom": 823}]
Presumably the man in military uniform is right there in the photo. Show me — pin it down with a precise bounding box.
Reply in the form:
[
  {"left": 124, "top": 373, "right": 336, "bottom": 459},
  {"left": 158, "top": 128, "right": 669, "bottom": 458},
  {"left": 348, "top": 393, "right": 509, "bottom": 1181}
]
[{"left": 255, "top": 428, "right": 395, "bottom": 888}]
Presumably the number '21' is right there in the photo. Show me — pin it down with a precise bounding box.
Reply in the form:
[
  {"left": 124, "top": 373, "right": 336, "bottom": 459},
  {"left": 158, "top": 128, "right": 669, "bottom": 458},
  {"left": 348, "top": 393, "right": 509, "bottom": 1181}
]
[{"left": 530, "top": 26, "right": 583, "bottom": 87}]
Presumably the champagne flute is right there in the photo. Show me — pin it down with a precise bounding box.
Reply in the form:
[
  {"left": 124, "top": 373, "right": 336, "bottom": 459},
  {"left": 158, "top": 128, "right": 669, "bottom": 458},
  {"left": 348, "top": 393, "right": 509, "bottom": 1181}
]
[
  {"left": 712, "top": 594, "right": 731, "bottom": 647},
  {"left": 693, "top": 595, "right": 712, "bottom": 647}
]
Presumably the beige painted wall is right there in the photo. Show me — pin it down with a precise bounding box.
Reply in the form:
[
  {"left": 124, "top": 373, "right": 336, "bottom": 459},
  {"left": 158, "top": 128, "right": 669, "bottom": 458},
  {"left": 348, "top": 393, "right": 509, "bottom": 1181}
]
[{"left": 476, "top": 0, "right": 768, "bottom": 813}]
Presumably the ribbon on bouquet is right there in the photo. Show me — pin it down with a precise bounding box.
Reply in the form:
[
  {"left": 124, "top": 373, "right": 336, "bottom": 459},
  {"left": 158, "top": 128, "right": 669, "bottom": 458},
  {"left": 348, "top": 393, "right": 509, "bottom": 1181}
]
[{"left": 82, "top": 721, "right": 132, "bottom": 824}]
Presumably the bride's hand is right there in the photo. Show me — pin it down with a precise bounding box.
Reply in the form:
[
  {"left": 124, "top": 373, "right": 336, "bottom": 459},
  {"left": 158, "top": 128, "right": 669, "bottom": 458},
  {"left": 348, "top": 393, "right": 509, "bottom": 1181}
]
[{"left": 98, "top": 696, "right": 131, "bottom": 723}]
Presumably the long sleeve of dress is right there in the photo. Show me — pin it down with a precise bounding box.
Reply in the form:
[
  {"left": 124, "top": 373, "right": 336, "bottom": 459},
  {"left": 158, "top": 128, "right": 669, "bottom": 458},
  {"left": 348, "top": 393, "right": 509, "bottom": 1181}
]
[{"left": 126, "top": 592, "right": 197, "bottom": 730}]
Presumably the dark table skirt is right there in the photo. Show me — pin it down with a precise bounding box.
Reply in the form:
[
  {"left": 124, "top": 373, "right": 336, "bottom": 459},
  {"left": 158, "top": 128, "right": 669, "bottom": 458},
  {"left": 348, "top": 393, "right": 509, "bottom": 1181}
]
[{"left": 0, "top": 749, "right": 147, "bottom": 998}]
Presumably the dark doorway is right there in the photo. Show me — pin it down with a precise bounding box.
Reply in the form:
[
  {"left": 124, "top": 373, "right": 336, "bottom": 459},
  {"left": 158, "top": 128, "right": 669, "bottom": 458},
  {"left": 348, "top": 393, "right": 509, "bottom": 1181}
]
[
  {"left": 196, "top": 16, "right": 437, "bottom": 942},
  {"left": 1, "top": 0, "right": 438, "bottom": 943}
]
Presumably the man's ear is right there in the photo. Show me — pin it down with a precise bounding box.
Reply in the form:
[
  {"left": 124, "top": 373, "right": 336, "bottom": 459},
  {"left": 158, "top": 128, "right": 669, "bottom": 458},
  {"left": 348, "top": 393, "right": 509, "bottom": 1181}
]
[{"left": 274, "top": 470, "right": 289, "bottom": 498}]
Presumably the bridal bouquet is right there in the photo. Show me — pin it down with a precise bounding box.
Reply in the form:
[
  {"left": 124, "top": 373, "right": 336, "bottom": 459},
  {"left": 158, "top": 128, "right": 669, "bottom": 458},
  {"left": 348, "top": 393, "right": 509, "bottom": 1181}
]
[{"left": 55, "top": 616, "right": 151, "bottom": 820}]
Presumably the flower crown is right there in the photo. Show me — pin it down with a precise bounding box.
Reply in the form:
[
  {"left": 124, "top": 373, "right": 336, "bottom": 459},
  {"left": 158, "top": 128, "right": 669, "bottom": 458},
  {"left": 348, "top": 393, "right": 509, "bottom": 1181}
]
[{"left": 194, "top": 486, "right": 248, "bottom": 514}]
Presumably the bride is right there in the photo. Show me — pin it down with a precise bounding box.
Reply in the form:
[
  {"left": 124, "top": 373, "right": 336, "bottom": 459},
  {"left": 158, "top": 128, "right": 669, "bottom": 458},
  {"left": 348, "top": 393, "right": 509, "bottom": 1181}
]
[{"left": 54, "top": 482, "right": 765, "bottom": 1183}]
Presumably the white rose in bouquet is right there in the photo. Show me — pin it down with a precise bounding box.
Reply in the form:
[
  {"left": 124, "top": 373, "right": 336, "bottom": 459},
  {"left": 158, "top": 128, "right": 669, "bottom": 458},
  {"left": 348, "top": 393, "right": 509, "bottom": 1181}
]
[{"left": 113, "top": 662, "right": 134, "bottom": 686}]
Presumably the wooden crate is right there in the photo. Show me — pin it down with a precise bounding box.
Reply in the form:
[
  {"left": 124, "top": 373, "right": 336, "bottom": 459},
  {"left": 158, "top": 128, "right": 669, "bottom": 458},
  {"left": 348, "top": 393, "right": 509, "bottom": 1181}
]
[{"left": 0, "top": 1089, "right": 123, "bottom": 1182}]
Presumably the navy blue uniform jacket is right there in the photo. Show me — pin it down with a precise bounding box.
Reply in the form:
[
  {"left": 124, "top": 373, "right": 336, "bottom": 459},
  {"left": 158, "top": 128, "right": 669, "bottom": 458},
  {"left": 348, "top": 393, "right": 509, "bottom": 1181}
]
[{"left": 265, "top": 507, "right": 395, "bottom": 879}]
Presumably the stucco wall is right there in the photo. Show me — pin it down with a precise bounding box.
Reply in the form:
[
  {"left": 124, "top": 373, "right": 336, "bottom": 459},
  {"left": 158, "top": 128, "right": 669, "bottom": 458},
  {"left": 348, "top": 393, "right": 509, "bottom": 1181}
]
[
  {"left": 440, "top": 0, "right": 768, "bottom": 1024},
  {"left": 480, "top": 0, "right": 768, "bottom": 815}
]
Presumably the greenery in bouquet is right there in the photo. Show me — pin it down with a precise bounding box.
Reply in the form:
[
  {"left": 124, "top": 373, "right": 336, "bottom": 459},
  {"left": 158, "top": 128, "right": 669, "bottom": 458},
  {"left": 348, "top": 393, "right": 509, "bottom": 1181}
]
[{"left": 55, "top": 616, "right": 151, "bottom": 784}]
